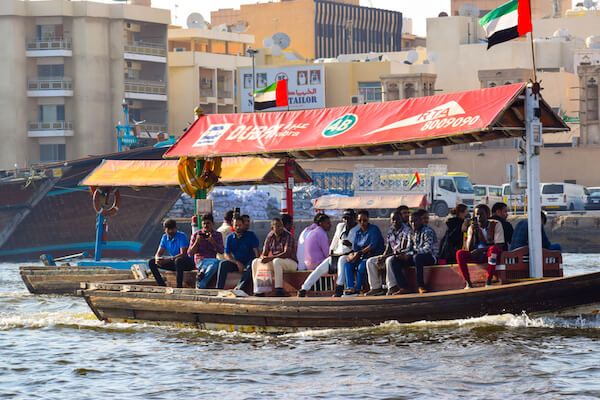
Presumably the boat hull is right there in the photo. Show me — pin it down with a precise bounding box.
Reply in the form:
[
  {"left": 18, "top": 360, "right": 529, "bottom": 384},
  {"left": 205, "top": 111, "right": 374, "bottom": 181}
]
[
  {"left": 20, "top": 266, "right": 133, "bottom": 295},
  {"left": 80, "top": 272, "right": 600, "bottom": 331}
]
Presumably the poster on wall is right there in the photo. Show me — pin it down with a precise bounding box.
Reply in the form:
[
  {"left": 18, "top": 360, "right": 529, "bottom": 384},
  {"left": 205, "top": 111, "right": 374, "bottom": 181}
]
[{"left": 239, "top": 65, "right": 325, "bottom": 113}]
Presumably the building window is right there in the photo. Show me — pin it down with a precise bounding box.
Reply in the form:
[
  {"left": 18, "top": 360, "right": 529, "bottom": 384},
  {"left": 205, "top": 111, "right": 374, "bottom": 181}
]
[
  {"left": 432, "top": 147, "right": 443, "bottom": 154},
  {"left": 37, "top": 24, "right": 63, "bottom": 40},
  {"left": 37, "top": 64, "right": 64, "bottom": 78},
  {"left": 358, "top": 82, "right": 382, "bottom": 103},
  {"left": 489, "top": 82, "right": 497, "bottom": 88},
  {"left": 40, "top": 144, "right": 66, "bottom": 163},
  {"left": 39, "top": 105, "right": 65, "bottom": 122},
  {"left": 414, "top": 148, "right": 427, "bottom": 155},
  {"left": 404, "top": 83, "right": 415, "bottom": 98},
  {"left": 587, "top": 78, "right": 599, "bottom": 121}
]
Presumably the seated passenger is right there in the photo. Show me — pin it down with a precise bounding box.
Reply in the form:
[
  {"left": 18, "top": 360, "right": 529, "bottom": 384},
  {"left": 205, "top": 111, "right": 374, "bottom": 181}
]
[
  {"left": 490, "top": 202, "right": 514, "bottom": 251},
  {"left": 281, "top": 213, "right": 294, "bottom": 233},
  {"left": 297, "top": 209, "right": 359, "bottom": 298},
  {"left": 148, "top": 219, "right": 195, "bottom": 288},
  {"left": 251, "top": 217, "right": 297, "bottom": 297},
  {"left": 304, "top": 213, "right": 332, "bottom": 271},
  {"left": 215, "top": 217, "right": 259, "bottom": 290},
  {"left": 364, "top": 206, "right": 411, "bottom": 296},
  {"left": 296, "top": 214, "right": 320, "bottom": 271},
  {"left": 188, "top": 213, "right": 224, "bottom": 289},
  {"left": 510, "top": 211, "right": 562, "bottom": 252},
  {"left": 456, "top": 204, "right": 504, "bottom": 289},
  {"left": 343, "top": 210, "right": 384, "bottom": 296},
  {"left": 389, "top": 209, "right": 438, "bottom": 294},
  {"left": 217, "top": 210, "right": 234, "bottom": 244},
  {"left": 437, "top": 204, "right": 469, "bottom": 264}
]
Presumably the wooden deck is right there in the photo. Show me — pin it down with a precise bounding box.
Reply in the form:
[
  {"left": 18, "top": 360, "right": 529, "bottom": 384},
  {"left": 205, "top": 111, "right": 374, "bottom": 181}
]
[{"left": 19, "top": 266, "right": 133, "bottom": 295}]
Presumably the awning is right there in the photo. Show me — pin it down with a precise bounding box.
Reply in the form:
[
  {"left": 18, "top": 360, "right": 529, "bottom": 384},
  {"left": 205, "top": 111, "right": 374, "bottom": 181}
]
[
  {"left": 79, "top": 158, "right": 312, "bottom": 187},
  {"left": 314, "top": 194, "right": 427, "bottom": 210},
  {"left": 164, "top": 83, "right": 569, "bottom": 160}
]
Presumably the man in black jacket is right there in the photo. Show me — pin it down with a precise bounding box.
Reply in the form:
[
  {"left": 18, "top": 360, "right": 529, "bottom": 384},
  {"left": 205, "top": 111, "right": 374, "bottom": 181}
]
[{"left": 490, "top": 202, "right": 513, "bottom": 251}]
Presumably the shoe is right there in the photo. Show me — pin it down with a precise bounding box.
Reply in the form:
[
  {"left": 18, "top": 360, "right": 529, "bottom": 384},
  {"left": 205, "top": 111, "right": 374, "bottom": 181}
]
[
  {"left": 343, "top": 288, "right": 358, "bottom": 297},
  {"left": 464, "top": 282, "right": 473, "bottom": 290},
  {"left": 333, "top": 285, "right": 344, "bottom": 298},
  {"left": 297, "top": 289, "right": 306, "bottom": 298},
  {"left": 485, "top": 279, "right": 492, "bottom": 287},
  {"left": 386, "top": 285, "right": 399, "bottom": 296},
  {"left": 273, "top": 288, "right": 288, "bottom": 297},
  {"left": 365, "top": 288, "right": 385, "bottom": 296},
  {"left": 418, "top": 287, "right": 428, "bottom": 294},
  {"left": 254, "top": 292, "right": 265, "bottom": 297},
  {"left": 392, "top": 288, "right": 411, "bottom": 295}
]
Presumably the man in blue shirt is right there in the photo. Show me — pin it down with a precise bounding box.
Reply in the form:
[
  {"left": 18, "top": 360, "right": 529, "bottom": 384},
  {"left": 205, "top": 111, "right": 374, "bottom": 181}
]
[
  {"left": 215, "top": 216, "right": 260, "bottom": 290},
  {"left": 148, "top": 219, "right": 195, "bottom": 288},
  {"left": 343, "top": 209, "right": 384, "bottom": 296},
  {"left": 510, "top": 212, "right": 562, "bottom": 252}
]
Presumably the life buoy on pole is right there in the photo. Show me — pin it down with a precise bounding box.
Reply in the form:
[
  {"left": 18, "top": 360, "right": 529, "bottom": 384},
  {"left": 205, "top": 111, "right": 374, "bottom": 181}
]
[
  {"left": 90, "top": 186, "right": 120, "bottom": 217},
  {"left": 177, "top": 156, "right": 222, "bottom": 197}
]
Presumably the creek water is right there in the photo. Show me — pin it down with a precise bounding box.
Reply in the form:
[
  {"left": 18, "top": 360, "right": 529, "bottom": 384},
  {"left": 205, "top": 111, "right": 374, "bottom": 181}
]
[{"left": 1, "top": 255, "right": 599, "bottom": 399}]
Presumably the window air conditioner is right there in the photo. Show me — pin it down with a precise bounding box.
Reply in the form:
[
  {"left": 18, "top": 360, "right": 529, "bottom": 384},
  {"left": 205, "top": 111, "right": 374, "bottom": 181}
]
[{"left": 351, "top": 95, "right": 364, "bottom": 105}]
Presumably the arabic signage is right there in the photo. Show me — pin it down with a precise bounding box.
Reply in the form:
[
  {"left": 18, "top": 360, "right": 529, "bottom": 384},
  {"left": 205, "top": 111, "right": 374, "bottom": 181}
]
[
  {"left": 239, "top": 65, "right": 325, "bottom": 112},
  {"left": 165, "top": 83, "right": 527, "bottom": 159}
]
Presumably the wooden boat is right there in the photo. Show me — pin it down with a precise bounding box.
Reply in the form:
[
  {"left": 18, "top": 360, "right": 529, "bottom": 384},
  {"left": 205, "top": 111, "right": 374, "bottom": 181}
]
[
  {"left": 20, "top": 266, "right": 133, "bottom": 295},
  {"left": 79, "top": 271, "right": 600, "bottom": 332}
]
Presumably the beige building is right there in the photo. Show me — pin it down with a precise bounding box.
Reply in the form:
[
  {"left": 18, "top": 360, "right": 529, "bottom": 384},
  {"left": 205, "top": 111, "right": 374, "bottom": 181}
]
[
  {"left": 168, "top": 27, "right": 253, "bottom": 135},
  {"left": 211, "top": 0, "right": 402, "bottom": 60},
  {"left": 0, "top": 0, "right": 169, "bottom": 170}
]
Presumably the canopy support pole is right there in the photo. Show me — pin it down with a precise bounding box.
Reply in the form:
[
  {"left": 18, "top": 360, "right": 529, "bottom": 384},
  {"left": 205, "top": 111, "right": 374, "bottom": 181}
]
[
  {"left": 282, "top": 159, "right": 294, "bottom": 218},
  {"left": 525, "top": 83, "right": 543, "bottom": 279},
  {"left": 94, "top": 214, "right": 104, "bottom": 262}
]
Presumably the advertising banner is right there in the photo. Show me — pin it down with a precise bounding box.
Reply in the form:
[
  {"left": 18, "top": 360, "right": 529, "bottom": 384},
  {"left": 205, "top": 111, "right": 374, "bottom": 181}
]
[
  {"left": 166, "top": 83, "right": 531, "bottom": 159},
  {"left": 239, "top": 65, "right": 325, "bottom": 112}
]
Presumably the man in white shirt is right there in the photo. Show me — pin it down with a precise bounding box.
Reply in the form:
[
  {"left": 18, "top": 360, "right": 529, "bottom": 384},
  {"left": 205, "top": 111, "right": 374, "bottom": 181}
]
[{"left": 297, "top": 209, "right": 359, "bottom": 297}]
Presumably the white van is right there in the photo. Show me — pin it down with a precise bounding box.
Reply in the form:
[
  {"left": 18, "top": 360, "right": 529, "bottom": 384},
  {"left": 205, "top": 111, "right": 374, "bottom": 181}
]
[
  {"left": 473, "top": 185, "right": 503, "bottom": 207},
  {"left": 502, "top": 183, "right": 526, "bottom": 210},
  {"left": 540, "top": 182, "right": 586, "bottom": 211}
]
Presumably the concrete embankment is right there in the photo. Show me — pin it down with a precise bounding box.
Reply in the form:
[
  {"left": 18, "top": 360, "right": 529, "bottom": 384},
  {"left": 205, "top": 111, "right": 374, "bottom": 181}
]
[{"left": 246, "top": 215, "right": 600, "bottom": 254}]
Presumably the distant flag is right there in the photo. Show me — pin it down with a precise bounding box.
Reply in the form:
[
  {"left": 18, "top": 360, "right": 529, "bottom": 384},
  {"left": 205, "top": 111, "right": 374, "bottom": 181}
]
[
  {"left": 409, "top": 172, "right": 421, "bottom": 190},
  {"left": 479, "top": 0, "right": 532, "bottom": 49},
  {"left": 253, "top": 79, "right": 289, "bottom": 111}
]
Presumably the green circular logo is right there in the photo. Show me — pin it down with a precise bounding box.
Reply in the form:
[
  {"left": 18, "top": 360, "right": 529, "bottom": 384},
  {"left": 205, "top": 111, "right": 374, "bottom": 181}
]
[{"left": 322, "top": 114, "right": 358, "bottom": 137}]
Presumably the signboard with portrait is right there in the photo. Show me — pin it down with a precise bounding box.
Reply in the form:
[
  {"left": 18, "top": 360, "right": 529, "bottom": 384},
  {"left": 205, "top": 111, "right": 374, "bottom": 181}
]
[{"left": 239, "top": 65, "right": 325, "bottom": 113}]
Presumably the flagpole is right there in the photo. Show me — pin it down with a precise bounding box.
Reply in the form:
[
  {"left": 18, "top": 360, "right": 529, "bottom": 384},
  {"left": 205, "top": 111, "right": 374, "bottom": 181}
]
[
  {"left": 247, "top": 47, "right": 259, "bottom": 113},
  {"left": 528, "top": 1, "right": 537, "bottom": 82}
]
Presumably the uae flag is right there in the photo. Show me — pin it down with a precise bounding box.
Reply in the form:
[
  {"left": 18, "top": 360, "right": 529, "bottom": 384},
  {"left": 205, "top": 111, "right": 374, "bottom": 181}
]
[
  {"left": 479, "top": 0, "right": 532, "bottom": 49},
  {"left": 253, "top": 79, "right": 289, "bottom": 110},
  {"left": 409, "top": 172, "right": 421, "bottom": 190}
]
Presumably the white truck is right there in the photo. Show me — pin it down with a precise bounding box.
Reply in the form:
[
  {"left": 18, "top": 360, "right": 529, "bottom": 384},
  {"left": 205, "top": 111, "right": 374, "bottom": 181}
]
[{"left": 353, "top": 164, "right": 475, "bottom": 217}]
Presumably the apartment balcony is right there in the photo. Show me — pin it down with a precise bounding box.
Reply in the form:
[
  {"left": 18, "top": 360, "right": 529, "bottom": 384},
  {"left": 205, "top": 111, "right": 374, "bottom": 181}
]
[
  {"left": 124, "top": 41, "right": 167, "bottom": 63},
  {"left": 124, "top": 79, "right": 167, "bottom": 101},
  {"left": 27, "top": 78, "right": 73, "bottom": 97},
  {"left": 28, "top": 121, "right": 74, "bottom": 137},
  {"left": 26, "top": 38, "right": 72, "bottom": 57},
  {"left": 136, "top": 122, "right": 168, "bottom": 136}
]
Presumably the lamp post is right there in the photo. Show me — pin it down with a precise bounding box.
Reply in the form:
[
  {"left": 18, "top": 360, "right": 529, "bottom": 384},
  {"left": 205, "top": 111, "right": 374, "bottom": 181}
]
[{"left": 246, "top": 47, "right": 259, "bottom": 113}]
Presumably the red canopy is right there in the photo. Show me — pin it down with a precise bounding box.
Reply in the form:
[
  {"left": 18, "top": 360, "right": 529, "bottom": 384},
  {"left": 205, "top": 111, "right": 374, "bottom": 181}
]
[{"left": 164, "top": 83, "right": 568, "bottom": 160}]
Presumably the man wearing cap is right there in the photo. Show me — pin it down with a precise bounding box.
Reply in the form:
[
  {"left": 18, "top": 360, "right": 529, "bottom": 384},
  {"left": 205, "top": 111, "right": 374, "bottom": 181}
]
[{"left": 298, "top": 209, "right": 360, "bottom": 297}]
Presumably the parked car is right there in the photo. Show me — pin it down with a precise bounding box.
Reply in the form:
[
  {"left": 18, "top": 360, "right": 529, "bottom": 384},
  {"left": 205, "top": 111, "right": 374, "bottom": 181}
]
[
  {"left": 474, "top": 185, "right": 503, "bottom": 207},
  {"left": 588, "top": 187, "right": 600, "bottom": 195},
  {"left": 585, "top": 189, "right": 600, "bottom": 210},
  {"left": 540, "top": 182, "right": 586, "bottom": 211}
]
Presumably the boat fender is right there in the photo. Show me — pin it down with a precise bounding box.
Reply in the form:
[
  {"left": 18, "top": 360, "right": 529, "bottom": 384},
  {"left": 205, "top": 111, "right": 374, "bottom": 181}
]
[{"left": 90, "top": 186, "right": 120, "bottom": 217}]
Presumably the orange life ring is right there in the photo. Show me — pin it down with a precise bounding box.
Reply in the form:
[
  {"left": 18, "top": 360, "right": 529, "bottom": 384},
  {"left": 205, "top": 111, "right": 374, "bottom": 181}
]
[{"left": 90, "top": 186, "right": 120, "bottom": 217}]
